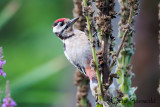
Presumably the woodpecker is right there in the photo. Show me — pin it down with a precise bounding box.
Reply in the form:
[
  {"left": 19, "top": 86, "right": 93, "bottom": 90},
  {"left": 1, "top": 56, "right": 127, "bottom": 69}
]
[{"left": 52, "top": 17, "right": 98, "bottom": 96}]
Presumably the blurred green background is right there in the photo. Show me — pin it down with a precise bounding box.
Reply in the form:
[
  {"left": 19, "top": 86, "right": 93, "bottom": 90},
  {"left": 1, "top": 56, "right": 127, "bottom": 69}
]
[
  {"left": 0, "top": 0, "right": 160, "bottom": 107},
  {"left": 0, "top": 0, "right": 77, "bottom": 107}
]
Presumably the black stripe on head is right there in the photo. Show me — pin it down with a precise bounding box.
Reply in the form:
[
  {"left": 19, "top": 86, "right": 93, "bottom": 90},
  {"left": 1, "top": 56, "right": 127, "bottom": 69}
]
[
  {"left": 60, "top": 21, "right": 64, "bottom": 26},
  {"left": 59, "top": 25, "right": 69, "bottom": 36},
  {"left": 53, "top": 22, "right": 58, "bottom": 27}
]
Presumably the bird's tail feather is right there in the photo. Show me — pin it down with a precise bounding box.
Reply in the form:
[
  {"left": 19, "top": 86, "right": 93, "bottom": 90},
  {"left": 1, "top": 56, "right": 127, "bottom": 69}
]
[{"left": 86, "top": 67, "right": 98, "bottom": 98}]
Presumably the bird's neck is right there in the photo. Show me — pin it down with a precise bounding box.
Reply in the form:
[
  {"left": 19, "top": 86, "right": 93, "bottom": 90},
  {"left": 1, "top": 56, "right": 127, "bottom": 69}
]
[{"left": 57, "top": 29, "right": 75, "bottom": 40}]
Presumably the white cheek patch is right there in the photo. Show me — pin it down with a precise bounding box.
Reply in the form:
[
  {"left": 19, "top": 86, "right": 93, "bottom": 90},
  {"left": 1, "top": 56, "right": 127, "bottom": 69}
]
[
  {"left": 53, "top": 26, "right": 60, "bottom": 32},
  {"left": 53, "top": 24, "right": 66, "bottom": 33}
]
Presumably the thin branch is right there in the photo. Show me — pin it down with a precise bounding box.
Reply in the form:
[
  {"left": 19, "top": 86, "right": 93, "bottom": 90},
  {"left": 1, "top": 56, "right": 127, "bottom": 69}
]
[
  {"left": 127, "top": 6, "right": 133, "bottom": 24},
  {"left": 110, "top": 6, "right": 133, "bottom": 70},
  {"left": 110, "top": 29, "right": 128, "bottom": 69}
]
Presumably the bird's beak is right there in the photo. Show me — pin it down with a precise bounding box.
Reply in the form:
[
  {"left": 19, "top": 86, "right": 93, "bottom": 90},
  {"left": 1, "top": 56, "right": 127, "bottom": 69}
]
[{"left": 66, "top": 17, "right": 79, "bottom": 28}]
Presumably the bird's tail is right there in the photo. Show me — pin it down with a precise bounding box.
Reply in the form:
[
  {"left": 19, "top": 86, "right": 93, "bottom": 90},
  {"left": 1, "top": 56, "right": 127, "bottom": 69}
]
[{"left": 86, "top": 67, "right": 98, "bottom": 97}]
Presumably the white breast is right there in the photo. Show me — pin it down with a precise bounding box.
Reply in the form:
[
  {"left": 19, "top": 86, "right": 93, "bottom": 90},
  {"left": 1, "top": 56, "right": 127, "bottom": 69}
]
[{"left": 64, "top": 30, "right": 92, "bottom": 68}]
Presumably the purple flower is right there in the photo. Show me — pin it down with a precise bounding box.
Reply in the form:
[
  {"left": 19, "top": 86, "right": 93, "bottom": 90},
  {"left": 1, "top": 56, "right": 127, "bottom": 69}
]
[
  {"left": 0, "top": 69, "right": 6, "bottom": 77},
  {"left": 2, "top": 81, "right": 17, "bottom": 107},
  {"left": 2, "top": 97, "right": 17, "bottom": 107},
  {"left": 0, "top": 60, "right": 6, "bottom": 77},
  {"left": 0, "top": 60, "right": 6, "bottom": 67}
]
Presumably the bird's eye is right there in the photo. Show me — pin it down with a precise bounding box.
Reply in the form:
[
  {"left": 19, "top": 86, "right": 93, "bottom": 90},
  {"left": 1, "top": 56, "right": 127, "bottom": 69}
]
[
  {"left": 53, "top": 22, "right": 58, "bottom": 27},
  {"left": 60, "top": 22, "right": 64, "bottom": 26}
]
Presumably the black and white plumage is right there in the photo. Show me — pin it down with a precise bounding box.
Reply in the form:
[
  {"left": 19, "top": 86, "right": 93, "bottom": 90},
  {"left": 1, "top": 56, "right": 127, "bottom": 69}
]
[
  {"left": 53, "top": 17, "right": 92, "bottom": 76},
  {"left": 63, "top": 29, "right": 92, "bottom": 75},
  {"left": 52, "top": 17, "right": 98, "bottom": 98}
]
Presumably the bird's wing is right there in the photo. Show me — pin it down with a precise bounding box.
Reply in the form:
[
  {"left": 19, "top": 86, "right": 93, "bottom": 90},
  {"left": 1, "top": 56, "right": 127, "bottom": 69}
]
[{"left": 73, "top": 62, "right": 86, "bottom": 75}]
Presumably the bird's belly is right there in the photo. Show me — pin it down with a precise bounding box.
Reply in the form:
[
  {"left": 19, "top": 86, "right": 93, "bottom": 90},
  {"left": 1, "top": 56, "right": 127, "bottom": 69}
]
[{"left": 64, "top": 42, "right": 92, "bottom": 68}]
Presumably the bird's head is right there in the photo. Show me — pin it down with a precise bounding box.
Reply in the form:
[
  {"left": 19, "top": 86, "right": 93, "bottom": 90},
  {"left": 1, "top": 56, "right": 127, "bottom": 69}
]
[{"left": 52, "top": 17, "right": 79, "bottom": 39}]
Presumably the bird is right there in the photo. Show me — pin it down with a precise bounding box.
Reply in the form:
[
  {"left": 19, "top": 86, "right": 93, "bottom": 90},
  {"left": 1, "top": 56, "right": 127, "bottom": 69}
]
[{"left": 52, "top": 17, "right": 98, "bottom": 96}]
